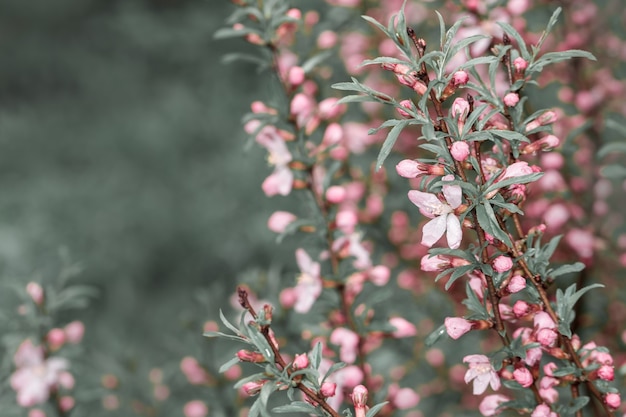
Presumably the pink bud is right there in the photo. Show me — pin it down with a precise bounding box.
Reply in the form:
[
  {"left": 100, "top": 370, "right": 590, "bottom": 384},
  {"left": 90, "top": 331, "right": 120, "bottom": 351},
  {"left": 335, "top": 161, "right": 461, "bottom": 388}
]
[
  {"left": 317, "top": 30, "right": 338, "bottom": 49},
  {"left": 59, "top": 396, "right": 75, "bottom": 412},
  {"left": 318, "top": 98, "right": 345, "bottom": 120},
  {"left": 28, "top": 410, "right": 46, "bottom": 417},
  {"left": 501, "top": 161, "right": 534, "bottom": 180},
  {"left": 397, "top": 99, "right": 413, "bottom": 118},
  {"left": 351, "top": 384, "right": 368, "bottom": 408},
  {"left": 336, "top": 209, "right": 358, "bottom": 234},
  {"left": 444, "top": 317, "right": 473, "bottom": 339},
  {"left": 242, "top": 380, "right": 266, "bottom": 396},
  {"left": 47, "top": 328, "right": 66, "bottom": 349},
  {"left": 479, "top": 394, "right": 509, "bottom": 416},
  {"left": 368, "top": 265, "right": 390, "bottom": 286},
  {"left": 513, "top": 367, "right": 534, "bottom": 387},
  {"left": 184, "top": 401, "right": 208, "bottom": 417},
  {"left": 452, "top": 70, "right": 469, "bottom": 86},
  {"left": 605, "top": 393, "right": 620, "bottom": 409},
  {"left": 539, "top": 135, "right": 560, "bottom": 150},
  {"left": 26, "top": 282, "right": 44, "bottom": 305},
  {"left": 513, "top": 300, "right": 530, "bottom": 318},
  {"left": 420, "top": 254, "right": 450, "bottom": 272},
  {"left": 292, "top": 353, "right": 309, "bottom": 370},
  {"left": 504, "top": 92, "right": 520, "bottom": 107},
  {"left": 396, "top": 159, "right": 427, "bottom": 178},
  {"left": 279, "top": 287, "right": 297, "bottom": 308},
  {"left": 267, "top": 211, "right": 297, "bottom": 233},
  {"left": 538, "top": 111, "right": 557, "bottom": 125},
  {"left": 320, "top": 382, "right": 337, "bottom": 397},
  {"left": 59, "top": 371, "right": 75, "bottom": 390},
  {"left": 507, "top": 275, "right": 526, "bottom": 293},
  {"left": 492, "top": 256, "right": 513, "bottom": 273},
  {"left": 513, "top": 57, "right": 528, "bottom": 71},
  {"left": 531, "top": 404, "right": 554, "bottom": 417},
  {"left": 287, "top": 66, "right": 305, "bottom": 87},
  {"left": 389, "top": 317, "right": 417, "bottom": 338},
  {"left": 451, "top": 97, "right": 470, "bottom": 121},
  {"left": 393, "top": 387, "right": 420, "bottom": 409},
  {"left": 536, "top": 328, "right": 558, "bottom": 347},
  {"left": 325, "top": 186, "right": 346, "bottom": 204},
  {"left": 598, "top": 365, "right": 614, "bottom": 381},
  {"left": 450, "top": 141, "right": 470, "bottom": 161},
  {"left": 237, "top": 350, "right": 266, "bottom": 363},
  {"left": 63, "top": 321, "right": 85, "bottom": 344}
]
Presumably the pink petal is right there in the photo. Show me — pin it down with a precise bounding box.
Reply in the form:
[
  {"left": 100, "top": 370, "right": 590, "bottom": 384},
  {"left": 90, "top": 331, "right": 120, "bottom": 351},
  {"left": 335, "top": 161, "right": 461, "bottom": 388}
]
[
  {"left": 408, "top": 190, "right": 442, "bottom": 219},
  {"left": 421, "top": 216, "right": 447, "bottom": 247},
  {"left": 442, "top": 183, "right": 462, "bottom": 209},
  {"left": 445, "top": 214, "right": 463, "bottom": 249}
]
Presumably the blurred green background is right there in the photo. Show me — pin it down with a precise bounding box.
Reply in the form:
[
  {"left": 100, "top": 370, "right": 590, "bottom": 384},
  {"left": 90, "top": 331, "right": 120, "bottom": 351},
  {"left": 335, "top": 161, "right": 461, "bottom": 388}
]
[{"left": 0, "top": 0, "right": 287, "bottom": 359}]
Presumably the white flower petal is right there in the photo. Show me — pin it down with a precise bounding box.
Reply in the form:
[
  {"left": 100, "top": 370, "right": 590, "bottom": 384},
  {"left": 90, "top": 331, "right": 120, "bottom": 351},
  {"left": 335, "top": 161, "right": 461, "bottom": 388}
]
[
  {"left": 446, "top": 214, "right": 463, "bottom": 249},
  {"left": 421, "top": 216, "right": 447, "bottom": 247},
  {"left": 408, "top": 190, "right": 444, "bottom": 218}
]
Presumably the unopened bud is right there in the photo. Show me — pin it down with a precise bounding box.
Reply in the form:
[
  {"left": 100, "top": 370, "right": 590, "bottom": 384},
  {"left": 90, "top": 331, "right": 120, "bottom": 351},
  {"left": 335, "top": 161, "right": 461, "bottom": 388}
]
[
  {"left": 237, "top": 350, "right": 266, "bottom": 363},
  {"left": 352, "top": 384, "right": 368, "bottom": 409},
  {"left": 292, "top": 353, "right": 309, "bottom": 370},
  {"left": 320, "top": 382, "right": 337, "bottom": 397}
]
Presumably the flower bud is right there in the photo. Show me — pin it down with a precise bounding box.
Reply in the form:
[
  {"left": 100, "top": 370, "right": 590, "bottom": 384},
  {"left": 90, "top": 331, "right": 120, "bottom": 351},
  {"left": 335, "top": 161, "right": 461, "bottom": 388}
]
[
  {"left": 605, "top": 392, "right": 620, "bottom": 409},
  {"left": 184, "top": 400, "right": 208, "bottom": 417},
  {"left": 242, "top": 380, "right": 266, "bottom": 396},
  {"left": 292, "top": 353, "right": 309, "bottom": 370},
  {"left": 513, "top": 57, "right": 528, "bottom": 72},
  {"left": 444, "top": 317, "right": 473, "bottom": 339},
  {"left": 320, "top": 382, "right": 337, "bottom": 397},
  {"left": 395, "top": 160, "right": 427, "bottom": 178},
  {"left": 26, "top": 282, "right": 44, "bottom": 305},
  {"left": 389, "top": 317, "right": 417, "bottom": 338},
  {"left": 397, "top": 99, "right": 413, "bottom": 118},
  {"left": 507, "top": 275, "right": 526, "bottom": 293},
  {"left": 598, "top": 365, "right": 614, "bottom": 381},
  {"left": 492, "top": 256, "right": 513, "bottom": 273},
  {"left": 237, "top": 350, "right": 266, "bottom": 363},
  {"left": 267, "top": 211, "right": 297, "bottom": 233},
  {"left": 504, "top": 92, "right": 520, "bottom": 107},
  {"left": 450, "top": 141, "right": 470, "bottom": 162},
  {"left": 351, "top": 384, "right": 368, "bottom": 412},
  {"left": 325, "top": 186, "right": 347, "bottom": 204},
  {"left": 513, "top": 367, "right": 534, "bottom": 388}
]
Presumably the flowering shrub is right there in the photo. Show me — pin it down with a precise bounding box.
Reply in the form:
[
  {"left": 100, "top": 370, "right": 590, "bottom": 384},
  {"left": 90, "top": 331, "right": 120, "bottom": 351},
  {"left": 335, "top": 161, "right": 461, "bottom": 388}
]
[{"left": 209, "top": 0, "right": 626, "bottom": 416}]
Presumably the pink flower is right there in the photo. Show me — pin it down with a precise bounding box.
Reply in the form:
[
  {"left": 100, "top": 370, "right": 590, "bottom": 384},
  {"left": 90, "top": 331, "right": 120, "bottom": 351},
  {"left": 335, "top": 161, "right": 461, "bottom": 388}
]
[
  {"left": 531, "top": 404, "right": 556, "bottom": 417},
  {"left": 332, "top": 232, "right": 372, "bottom": 270},
  {"left": 452, "top": 97, "right": 470, "bottom": 121},
  {"left": 392, "top": 387, "right": 420, "bottom": 409},
  {"left": 10, "top": 339, "right": 69, "bottom": 407},
  {"left": 408, "top": 176, "right": 463, "bottom": 249},
  {"left": 330, "top": 328, "right": 360, "bottom": 363},
  {"left": 513, "top": 300, "right": 530, "bottom": 318},
  {"left": 605, "top": 392, "right": 621, "bottom": 409},
  {"left": 396, "top": 160, "right": 427, "bottom": 178},
  {"left": 293, "top": 249, "right": 322, "bottom": 313},
  {"left": 445, "top": 317, "right": 473, "bottom": 339},
  {"left": 492, "top": 256, "right": 513, "bottom": 273},
  {"left": 598, "top": 365, "right": 614, "bottom": 381},
  {"left": 320, "top": 382, "right": 337, "bottom": 397},
  {"left": 267, "top": 211, "right": 297, "bottom": 233},
  {"left": 26, "top": 282, "right": 44, "bottom": 305},
  {"left": 292, "top": 353, "right": 309, "bottom": 370},
  {"left": 479, "top": 394, "right": 509, "bottom": 416},
  {"left": 507, "top": 275, "right": 526, "bottom": 293},
  {"left": 463, "top": 354, "right": 501, "bottom": 395},
  {"left": 513, "top": 367, "right": 534, "bottom": 388},
  {"left": 184, "top": 400, "right": 208, "bottom": 417},
  {"left": 256, "top": 126, "right": 293, "bottom": 196},
  {"left": 513, "top": 57, "right": 528, "bottom": 72},
  {"left": 451, "top": 141, "right": 470, "bottom": 161},
  {"left": 389, "top": 317, "right": 417, "bottom": 338},
  {"left": 503, "top": 92, "right": 519, "bottom": 107}
]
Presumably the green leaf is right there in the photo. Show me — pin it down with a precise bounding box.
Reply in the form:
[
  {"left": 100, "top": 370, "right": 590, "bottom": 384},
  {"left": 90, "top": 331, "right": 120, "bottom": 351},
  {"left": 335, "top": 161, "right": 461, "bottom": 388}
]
[
  {"left": 476, "top": 202, "right": 512, "bottom": 247},
  {"left": 530, "top": 50, "right": 596, "bottom": 72},
  {"left": 219, "top": 356, "right": 241, "bottom": 373},
  {"left": 366, "top": 401, "right": 390, "bottom": 417},
  {"left": 597, "top": 141, "right": 626, "bottom": 158},
  {"left": 601, "top": 164, "right": 626, "bottom": 179},
  {"left": 484, "top": 172, "right": 543, "bottom": 195},
  {"left": 425, "top": 324, "right": 447, "bottom": 347},
  {"left": 321, "top": 362, "right": 346, "bottom": 385},
  {"left": 536, "top": 7, "right": 562, "bottom": 51},
  {"left": 496, "top": 22, "right": 529, "bottom": 59},
  {"left": 301, "top": 51, "right": 333, "bottom": 73},
  {"left": 361, "top": 15, "right": 390, "bottom": 37},
  {"left": 219, "top": 309, "right": 241, "bottom": 336},
  {"left": 272, "top": 402, "right": 321, "bottom": 414},
  {"left": 549, "top": 262, "right": 585, "bottom": 278},
  {"left": 376, "top": 120, "right": 410, "bottom": 170},
  {"left": 203, "top": 331, "right": 248, "bottom": 343}
]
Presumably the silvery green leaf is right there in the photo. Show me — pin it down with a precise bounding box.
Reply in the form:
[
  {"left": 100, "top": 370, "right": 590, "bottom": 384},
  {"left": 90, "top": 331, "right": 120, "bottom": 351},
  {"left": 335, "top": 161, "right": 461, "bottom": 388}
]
[
  {"left": 219, "top": 309, "right": 241, "bottom": 336},
  {"left": 496, "top": 22, "right": 529, "bottom": 59},
  {"left": 272, "top": 402, "right": 321, "bottom": 414},
  {"left": 376, "top": 120, "right": 410, "bottom": 170},
  {"left": 219, "top": 356, "right": 241, "bottom": 373},
  {"left": 549, "top": 263, "right": 586, "bottom": 279},
  {"left": 601, "top": 164, "right": 626, "bottom": 179},
  {"left": 425, "top": 324, "right": 446, "bottom": 347},
  {"left": 597, "top": 141, "right": 626, "bottom": 158},
  {"left": 310, "top": 341, "right": 322, "bottom": 370},
  {"left": 366, "top": 401, "right": 389, "bottom": 417},
  {"left": 320, "top": 362, "right": 346, "bottom": 384},
  {"left": 214, "top": 26, "right": 262, "bottom": 40},
  {"left": 301, "top": 51, "right": 333, "bottom": 73},
  {"left": 484, "top": 172, "right": 543, "bottom": 195},
  {"left": 536, "top": 7, "right": 562, "bottom": 51},
  {"left": 530, "top": 50, "right": 596, "bottom": 72},
  {"left": 361, "top": 15, "right": 390, "bottom": 37}
]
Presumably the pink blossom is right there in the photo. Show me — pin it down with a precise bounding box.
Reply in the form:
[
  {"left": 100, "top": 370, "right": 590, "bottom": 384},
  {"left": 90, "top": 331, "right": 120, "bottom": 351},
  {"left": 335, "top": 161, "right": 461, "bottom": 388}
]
[
  {"left": 184, "top": 400, "right": 208, "bottom": 417},
  {"left": 507, "top": 275, "right": 526, "bottom": 293},
  {"left": 539, "top": 377, "right": 559, "bottom": 403},
  {"left": 503, "top": 92, "right": 520, "bottom": 107},
  {"left": 513, "top": 367, "right": 534, "bottom": 387},
  {"left": 330, "top": 328, "right": 359, "bottom": 363},
  {"left": 287, "top": 66, "right": 305, "bottom": 86},
  {"left": 10, "top": 339, "right": 69, "bottom": 407},
  {"left": 267, "top": 211, "right": 297, "bottom": 233},
  {"left": 463, "top": 354, "right": 501, "bottom": 395},
  {"left": 28, "top": 410, "right": 46, "bottom": 417},
  {"left": 332, "top": 232, "right": 372, "bottom": 270},
  {"left": 500, "top": 161, "right": 534, "bottom": 181},
  {"left": 325, "top": 186, "right": 347, "bottom": 204},
  {"left": 317, "top": 30, "right": 338, "bottom": 49},
  {"left": 242, "top": 380, "right": 266, "bottom": 396},
  {"left": 47, "top": 328, "right": 66, "bottom": 349},
  {"left": 605, "top": 392, "right": 621, "bottom": 409},
  {"left": 292, "top": 353, "right": 309, "bottom": 370},
  {"left": 513, "top": 57, "right": 528, "bottom": 71},
  {"left": 445, "top": 317, "right": 473, "bottom": 339},
  {"left": 26, "top": 282, "right": 44, "bottom": 305},
  {"left": 451, "top": 141, "right": 470, "bottom": 161},
  {"left": 598, "top": 365, "right": 614, "bottom": 381},
  {"left": 256, "top": 126, "right": 293, "bottom": 196},
  {"left": 408, "top": 176, "right": 463, "bottom": 249},
  {"left": 320, "top": 381, "right": 337, "bottom": 397},
  {"left": 392, "top": 387, "right": 420, "bottom": 409},
  {"left": 389, "top": 317, "right": 417, "bottom": 338},
  {"left": 396, "top": 160, "right": 430, "bottom": 178},
  {"left": 479, "top": 394, "right": 509, "bottom": 416},
  {"left": 351, "top": 385, "right": 368, "bottom": 417},
  {"left": 531, "top": 404, "right": 556, "bottom": 417},
  {"left": 293, "top": 249, "right": 322, "bottom": 313},
  {"left": 368, "top": 265, "right": 390, "bottom": 286},
  {"left": 524, "top": 347, "right": 543, "bottom": 367},
  {"left": 318, "top": 98, "right": 345, "bottom": 120},
  {"left": 492, "top": 256, "right": 513, "bottom": 273},
  {"left": 420, "top": 254, "right": 450, "bottom": 272},
  {"left": 59, "top": 396, "right": 75, "bottom": 412},
  {"left": 565, "top": 228, "right": 595, "bottom": 259}
]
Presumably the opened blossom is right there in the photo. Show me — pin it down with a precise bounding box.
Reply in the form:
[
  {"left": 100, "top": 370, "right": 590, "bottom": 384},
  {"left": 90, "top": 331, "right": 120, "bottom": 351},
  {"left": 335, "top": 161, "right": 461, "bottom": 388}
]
[
  {"left": 408, "top": 175, "right": 463, "bottom": 249},
  {"left": 463, "top": 354, "right": 501, "bottom": 395},
  {"left": 10, "top": 339, "right": 69, "bottom": 407},
  {"left": 255, "top": 125, "right": 294, "bottom": 196},
  {"left": 293, "top": 249, "right": 322, "bottom": 313}
]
